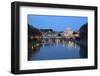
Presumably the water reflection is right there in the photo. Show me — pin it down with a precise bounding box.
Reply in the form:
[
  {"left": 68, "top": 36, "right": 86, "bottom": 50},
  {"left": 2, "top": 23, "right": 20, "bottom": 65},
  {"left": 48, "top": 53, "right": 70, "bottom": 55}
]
[{"left": 28, "top": 38, "right": 87, "bottom": 61}]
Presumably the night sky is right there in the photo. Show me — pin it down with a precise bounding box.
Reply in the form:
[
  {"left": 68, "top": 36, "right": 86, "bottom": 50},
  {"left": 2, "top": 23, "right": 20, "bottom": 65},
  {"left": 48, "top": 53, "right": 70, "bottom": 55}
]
[{"left": 28, "top": 15, "right": 88, "bottom": 32}]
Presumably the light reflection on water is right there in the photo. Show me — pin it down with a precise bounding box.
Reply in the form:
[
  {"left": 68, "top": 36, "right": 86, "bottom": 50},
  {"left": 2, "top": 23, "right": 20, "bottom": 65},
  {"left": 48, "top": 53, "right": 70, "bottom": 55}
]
[{"left": 28, "top": 39, "right": 87, "bottom": 61}]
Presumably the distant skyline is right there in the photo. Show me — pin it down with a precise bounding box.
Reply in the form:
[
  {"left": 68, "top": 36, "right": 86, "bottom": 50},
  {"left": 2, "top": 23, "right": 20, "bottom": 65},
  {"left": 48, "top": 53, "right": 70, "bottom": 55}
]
[{"left": 28, "top": 15, "right": 88, "bottom": 32}]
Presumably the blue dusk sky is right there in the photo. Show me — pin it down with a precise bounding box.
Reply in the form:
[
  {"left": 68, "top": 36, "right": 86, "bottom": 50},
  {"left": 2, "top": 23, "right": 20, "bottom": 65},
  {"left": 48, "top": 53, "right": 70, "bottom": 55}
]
[{"left": 28, "top": 15, "right": 88, "bottom": 32}]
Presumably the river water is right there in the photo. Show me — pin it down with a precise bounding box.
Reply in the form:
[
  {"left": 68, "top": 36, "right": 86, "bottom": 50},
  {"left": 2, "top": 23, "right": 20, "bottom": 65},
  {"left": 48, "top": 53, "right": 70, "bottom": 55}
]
[{"left": 28, "top": 39, "right": 87, "bottom": 61}]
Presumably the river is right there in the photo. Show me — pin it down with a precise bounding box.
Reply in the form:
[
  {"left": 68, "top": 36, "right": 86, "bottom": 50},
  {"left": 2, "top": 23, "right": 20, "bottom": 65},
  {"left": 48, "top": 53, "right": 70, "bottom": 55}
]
[{"left": 28, "top": 39, "right": 87, "bottom": 61}]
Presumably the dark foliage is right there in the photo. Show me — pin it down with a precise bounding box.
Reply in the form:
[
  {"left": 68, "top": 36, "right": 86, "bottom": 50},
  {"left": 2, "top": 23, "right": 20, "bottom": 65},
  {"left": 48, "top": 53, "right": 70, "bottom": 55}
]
[
  {"left": 40, "top": 29, "right": 53, "bottom": 32},
  {"left": 28, "top": 24, "right": 42, "bottom": 36},
  {"left": 79, "top": 23, "right": 88, "bottom": 39}
]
